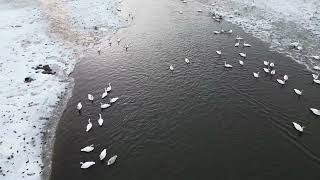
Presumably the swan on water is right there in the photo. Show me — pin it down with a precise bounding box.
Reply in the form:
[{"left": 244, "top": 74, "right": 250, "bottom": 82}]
[
  {"left": 263, "top": 68, "right": 270, "bottom": 73},
  {"left": 312, "top": 73, "right": 319, "bottom": 79},
  {"left": 77, "top": 102, "right": 82, "bottom": 111},
  {"left": 216, "top": 50, "right": 222, "bottom": 55},
  {"left": 284, "top": 75, "right": 288, "bottom": 81},
  {"left": 197, "top": 9, "right": 202, "bottom": 13},
  {"left": 314, "top": 79, "right": 320, "bottom": 84},
  {"left": 243, "top": 42, "right": 251, "bottom": 47},
  {"left": 311, "top": 55, "right": 320, "bottom": 60},
  {"left": 86, "top": 119, "right": 92, "bottom": 132},
  {"left": 253, "top": 72, "right": 259, "bottom": 78},
  {"left": 292, "top": 122, "right": 304, "bottom": 132},
  {"left": 99, "top": 149, "right": 107, "bottom": 161},
  {"left": 270, "top": 69, "right": 276, "bottom": 75},
  {"left": 100, "top": 103, "right": 111, "bottom": 109},
  {"left": 239, "top": 52, "right": 246, "bottom": 58},
  {"left": 117, "top": 38, "right": 121, "bottom": 44},
  {"left": 235, "top": 41, "right": 239, "bottom": 47},
  {"left": 213, "top": 31, "right": 220, "bottom": 34},
  {"left": 227, "top": 29, "right": 233, "bottom": 34},
  {"left": 239, "top": 60, "right": 244, "bottom": 66},
  {"left": 98, "top": 113, "right": 103, "bottom": 126},
  {"left": 169, "top": 65, "right": 174, "bottom": 71},
  {"left": 236, "top": 35, "right": 243, "bottom": 40},
  {"left": 185, "top": 58, "right": 190, "bottom": 64},
  {"left": 269, "top": 62, "right": 275, "bottom": 67},
  {"left": 80, "top": 161, "right": 95, "bottom": 169},
  {"left": 81, "top": 144, "right": 94, "bottom": 152},
  {"left": 106, "top": 83, "right": 112, "bottom": 92},
  {"left": 314, "top": 66, "right": 320, "bottom": 71},
  {"left": 182, "top": 0, "right": 187, "bottom": 3},
  {"left": 107, "top": 155, "right": 118, "bottom": 166},
  {"left": 88, "top": 94, "right": 94, "bottom": 101},
  {"left": 277, "top": 79, "right": 285, "bottom": 85},
  {"left": 179, "top": 11, "right": 183, "bottom": 14},
  {"left": 294, "top": 89, "right": 303, "bottom": 96},
  {"left": 102, "top": 88, "right": 108, "bottom": 99},
  {"left": 110, "top": 97, "right": 119, "bottom": 104},
  {"left": 310, "top": 108, "right": 320, "bottom": 116},
  {"left": 263, "top": 61, "right": 269, "bottom": 66},
  {"left": 224, "top": 61, "right": 232, "bottom": 68}
]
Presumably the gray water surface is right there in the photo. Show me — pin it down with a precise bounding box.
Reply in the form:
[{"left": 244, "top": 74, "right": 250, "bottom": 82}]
[{"left": 51, "top": 0, "right": 320, "bottom": 179}]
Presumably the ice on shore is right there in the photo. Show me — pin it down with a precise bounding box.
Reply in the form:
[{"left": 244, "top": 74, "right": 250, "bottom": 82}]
[
  {"left": 207, "top": 0, "right": 320, "bottom": 72},
  {"left": 0, "top": 0, "right": 126, "bottom": 179}
]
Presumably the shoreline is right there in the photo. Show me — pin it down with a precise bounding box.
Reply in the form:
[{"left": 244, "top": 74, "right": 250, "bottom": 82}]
[
  {"left": 205, "top": 0, "right": 320, "bottom": 74},
  {"left": 0, "top": 0, "right": 129, "bottom": 179}
]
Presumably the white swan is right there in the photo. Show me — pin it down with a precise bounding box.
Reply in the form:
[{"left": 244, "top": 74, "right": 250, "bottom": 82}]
[
  {"left": 99, "top": 149, "right": 107, "bottom": 161},
  {"left": 236, "top": 35, "right": 243, "bottom": 40},
  {"left": 100, "top": 103, "right": 111, "bottom": 109},
  {"left": 169, "top": 65, "right": 174, "bottom": 71},
  {"left": 197, "top": 9, "right": 202, "bottom": 13},
  {"left": 81, "top": 144, "right": 94, "bottom": 152},
  {"left": 270, "top": 69, "right": 276, "bottom": 75},
  {"left": 263, "top": 68, "right": 270, "bottom": 73},
  {"left": 253, "top": 72, "right": 259, "bottom": 78},
  {"left": 179, "top": 11, "right": 183, "bottom": 14},
  {"left": 235, "top": 41, "right": 239, "bottom": 47},
  {"left": 88, "top": 94, "right": 94, "bottom": 101},
  {"left": 294, "top": 89, "right": 303, "bottom": 96},
  {"left": 213, "top": 31, "right": 220, "bottom": 34},
  {"left": 86, "top": 119, "right": 92, "bottom": 132},
  {"left": 216, "top": 50, "right": 222, "bottom": 55},
  {"left": 263, "top": 61, "right": 269, "bottom": 66},
  {"left": 80, "top": 161, "right": 95, "bottom": 169},
  {"left": 243, "top": 42, "right": 251, "bottom": 47},
  {"left": 314, "top": 66, "right": 320, "bottom": 71},
  {"left": 106, "top": 83, "right": 112, "bottom": 92},
  {"left": 185, "top": 58, "right": 190, "bottom": 64},
  {"left": 107, "top": 155, "right": 118, "bottom": 166},
  {"left": 227, "top": 29, "right": 233, "bottom": 34},
  {"left": 314, "top": 79, "right": 320, "bottom": 84},
  {"left": 311, "top": 55, "right": 320, "bottom": 60},
  {"left": 292, "top": 122, "right": 304, "bottom": 132},
  {"left": 77, "top": 102, "right": 82, "bottom": 111},
  {"left": 239, "top": 52, "right": 246, "bottom": 58},
  {"left": 312, "top": 73, "right": 319, "bottom": 79},
  {"left": 239, "top": 60, "right": 244, "bottom": 66},
  {"left": 110, "top": 97, "right": 119, "bottom": 104},
  {"left": 269, "top": 62, "right": 274, "bottom": 67},
  {"left": 224, "top": 61, "right": 232, "bottom": 68},
  {"left": 102, "top": 88, "right": 108, "bottom": 99},
  {"left": 98, "top": 113, "right": 103, "bottom": 126},
  {"left": 277, "top": 79, "right": 285, "bottom": 85},
  {"left": 310, "top": 108, "right": 320, "bottom": 116},
  {"left": 284, "top": 75, "right": 288, "bottom": 81}
]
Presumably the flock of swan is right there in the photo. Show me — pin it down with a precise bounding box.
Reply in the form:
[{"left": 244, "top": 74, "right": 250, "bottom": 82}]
[
  {"left": 172, "top": 0, "right": 320, "bottom": 133},
  {"left": 76, "top": 83, "right": 119, "bottom": 169},
  {"left": 169, "top": 32, "right": 320, "bottom": 132},
  {"left": 73, "top": 0, "right": 319, "bottom": 170}
]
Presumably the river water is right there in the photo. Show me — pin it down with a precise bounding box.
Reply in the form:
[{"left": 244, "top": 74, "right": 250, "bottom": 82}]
[{"left": 50, "top": 0, "right": 320, "bottom": 179}]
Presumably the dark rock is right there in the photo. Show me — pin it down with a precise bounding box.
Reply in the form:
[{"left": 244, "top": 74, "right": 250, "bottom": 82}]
[
  {"left": 24, "top": 77, "right": 34, "bottom": 83},
  {"left": 34, "top": 64, "right": 55, "bottom": 75}
]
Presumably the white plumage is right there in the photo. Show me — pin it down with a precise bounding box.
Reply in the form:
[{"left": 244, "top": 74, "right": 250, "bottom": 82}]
[{"left": 107, "top": 155, "right": 118, "bottom": 166}]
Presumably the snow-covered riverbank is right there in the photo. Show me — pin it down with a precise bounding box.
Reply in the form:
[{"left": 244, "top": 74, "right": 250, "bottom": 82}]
[
  {"left": 0, "top": 0, "right": 127, "bottom": 179},
  {"left": 206, "top": 0, "right": 320, "bottom": 72}
]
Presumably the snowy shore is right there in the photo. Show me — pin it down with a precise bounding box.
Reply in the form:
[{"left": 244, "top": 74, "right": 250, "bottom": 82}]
[
  {"left": 207, "top": 0, "right": 320, "bottom": 72},
  {"left": 0, "top": 0, "right": 127, "bottom": 179}
]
